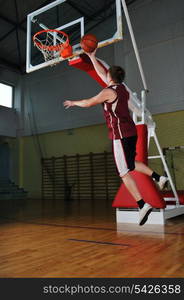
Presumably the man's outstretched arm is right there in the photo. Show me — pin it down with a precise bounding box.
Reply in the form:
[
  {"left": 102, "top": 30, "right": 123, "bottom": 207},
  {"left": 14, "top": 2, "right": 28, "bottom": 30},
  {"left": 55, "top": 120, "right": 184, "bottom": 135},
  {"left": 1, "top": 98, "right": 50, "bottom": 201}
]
[
  {"left": 86, "top": 50, "right": 108, "bottom": 84},
  {"left": 63, "top": 88, "right": 115, "bottom": 109}
]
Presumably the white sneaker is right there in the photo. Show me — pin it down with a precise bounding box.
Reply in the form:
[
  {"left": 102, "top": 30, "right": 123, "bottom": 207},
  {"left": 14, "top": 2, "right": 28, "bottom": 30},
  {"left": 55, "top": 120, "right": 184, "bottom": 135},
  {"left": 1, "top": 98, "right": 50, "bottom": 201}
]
[
  {"left": 139, "top": 203, "right": 153, "bottom": 226},
  {"left": 157, "top": 176, "right": 168, "bottom": 190}
]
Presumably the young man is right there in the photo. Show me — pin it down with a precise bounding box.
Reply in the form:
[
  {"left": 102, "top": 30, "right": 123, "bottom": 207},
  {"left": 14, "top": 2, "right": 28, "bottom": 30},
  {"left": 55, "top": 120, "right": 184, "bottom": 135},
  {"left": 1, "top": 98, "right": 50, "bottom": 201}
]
[{"left": 63, "top": 51, "right": 168, "bottom": 226}]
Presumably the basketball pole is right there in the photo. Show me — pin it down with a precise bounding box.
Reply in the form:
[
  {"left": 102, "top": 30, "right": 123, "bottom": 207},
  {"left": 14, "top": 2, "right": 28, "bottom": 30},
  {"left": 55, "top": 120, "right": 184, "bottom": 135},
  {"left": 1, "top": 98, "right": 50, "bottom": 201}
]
[{"left": 121, "top": 0, "right": 148, "bottom": 91}]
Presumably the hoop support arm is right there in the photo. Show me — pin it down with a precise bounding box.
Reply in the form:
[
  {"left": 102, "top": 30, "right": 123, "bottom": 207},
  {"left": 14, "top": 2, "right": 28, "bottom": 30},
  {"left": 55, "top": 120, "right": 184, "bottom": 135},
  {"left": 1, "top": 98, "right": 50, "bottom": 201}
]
[{"left": 121, "top": 0, "right": 148, "bottom": 91}]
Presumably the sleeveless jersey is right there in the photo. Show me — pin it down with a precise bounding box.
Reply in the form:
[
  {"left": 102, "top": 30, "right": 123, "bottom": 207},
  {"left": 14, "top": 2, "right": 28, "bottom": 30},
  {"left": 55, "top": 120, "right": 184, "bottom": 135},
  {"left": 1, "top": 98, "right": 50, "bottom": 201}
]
[{"left": 102, "top": 83, "right": 137, "bottom": 140}]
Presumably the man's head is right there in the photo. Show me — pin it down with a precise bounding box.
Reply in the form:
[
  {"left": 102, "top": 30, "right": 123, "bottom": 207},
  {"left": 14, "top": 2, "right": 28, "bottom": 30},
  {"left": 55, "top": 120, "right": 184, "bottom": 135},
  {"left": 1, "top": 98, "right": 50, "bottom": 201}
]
[{"left": 107, "top": 66, "right": 125, "bottom": 84}]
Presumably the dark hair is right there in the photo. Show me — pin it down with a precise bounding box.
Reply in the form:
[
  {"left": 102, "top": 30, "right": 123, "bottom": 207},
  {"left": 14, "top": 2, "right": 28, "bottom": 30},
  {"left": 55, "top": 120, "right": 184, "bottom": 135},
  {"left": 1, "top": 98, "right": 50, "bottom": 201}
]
[{"left": 108, "top": 66, "right": 125, "bottom": 83}]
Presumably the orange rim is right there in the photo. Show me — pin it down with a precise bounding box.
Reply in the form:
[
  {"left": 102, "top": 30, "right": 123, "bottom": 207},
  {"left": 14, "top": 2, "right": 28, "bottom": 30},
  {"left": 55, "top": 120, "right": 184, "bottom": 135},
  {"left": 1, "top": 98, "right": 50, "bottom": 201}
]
[{"left": 33, "top": 29, "right": 69, "bottom": 51}]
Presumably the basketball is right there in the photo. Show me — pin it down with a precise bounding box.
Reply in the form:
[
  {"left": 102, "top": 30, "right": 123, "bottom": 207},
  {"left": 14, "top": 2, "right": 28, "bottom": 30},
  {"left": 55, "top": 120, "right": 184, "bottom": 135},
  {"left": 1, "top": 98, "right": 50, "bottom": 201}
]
[{"left": 80, "top": 34, "right": 98, "bottom": 53}]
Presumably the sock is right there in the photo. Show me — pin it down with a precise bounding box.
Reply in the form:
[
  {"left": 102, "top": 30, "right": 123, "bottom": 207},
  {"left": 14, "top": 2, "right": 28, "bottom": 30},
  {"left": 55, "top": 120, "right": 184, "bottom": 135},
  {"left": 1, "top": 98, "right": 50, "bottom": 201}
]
[
  {"left": 137, "top": 199, "right": 145, "bottom": 209},
  {"left": 151, "top": 171, "right": 160, "bottom": 182}
]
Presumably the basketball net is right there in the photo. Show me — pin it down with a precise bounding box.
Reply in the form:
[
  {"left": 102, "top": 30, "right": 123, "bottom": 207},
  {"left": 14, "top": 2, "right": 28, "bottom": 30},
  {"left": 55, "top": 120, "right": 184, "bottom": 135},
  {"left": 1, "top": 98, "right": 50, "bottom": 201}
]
[{"left": 33, "top": 29, "right": 69, "bottom": 65}]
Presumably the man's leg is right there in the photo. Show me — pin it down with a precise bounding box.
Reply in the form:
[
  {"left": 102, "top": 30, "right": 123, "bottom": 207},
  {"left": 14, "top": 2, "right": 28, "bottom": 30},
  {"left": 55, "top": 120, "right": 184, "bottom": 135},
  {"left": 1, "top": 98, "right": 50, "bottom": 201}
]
[
  {"left": 135, "top": 161, "right": 168, "bottom": 190},
  {"left": 134, "top": 161, "right": 152, "bottom": 176},
  {"left": 113, "top": 138, "right": 152, "bottom": 225},
  {"left": 121, "top": 172, "right": 142, "bottom": 201},
  {"left": 121, "top": 172, "right": 152, "bottom": 226}
]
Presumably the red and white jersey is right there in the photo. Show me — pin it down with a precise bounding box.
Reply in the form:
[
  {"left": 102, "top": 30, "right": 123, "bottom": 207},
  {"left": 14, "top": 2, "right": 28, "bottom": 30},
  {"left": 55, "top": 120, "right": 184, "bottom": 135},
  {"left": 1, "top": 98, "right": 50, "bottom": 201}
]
[{"left": 102, "top": 83, "right": 137, "bottom": 140}]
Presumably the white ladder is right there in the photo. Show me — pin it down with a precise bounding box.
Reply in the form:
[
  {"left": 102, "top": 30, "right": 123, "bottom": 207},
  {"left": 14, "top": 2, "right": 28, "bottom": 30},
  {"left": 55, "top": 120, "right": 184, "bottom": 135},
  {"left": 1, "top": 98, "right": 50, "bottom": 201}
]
[{"left": 131, "top": 90, "right": 180, "bottom": 207}]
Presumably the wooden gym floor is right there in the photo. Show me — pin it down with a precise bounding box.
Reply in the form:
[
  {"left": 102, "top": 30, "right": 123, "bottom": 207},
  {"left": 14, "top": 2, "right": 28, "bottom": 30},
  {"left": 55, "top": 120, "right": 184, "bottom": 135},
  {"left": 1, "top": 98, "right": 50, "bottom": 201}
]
[{"left": 0, "top": 198, "right": 184, "bottom": 278}]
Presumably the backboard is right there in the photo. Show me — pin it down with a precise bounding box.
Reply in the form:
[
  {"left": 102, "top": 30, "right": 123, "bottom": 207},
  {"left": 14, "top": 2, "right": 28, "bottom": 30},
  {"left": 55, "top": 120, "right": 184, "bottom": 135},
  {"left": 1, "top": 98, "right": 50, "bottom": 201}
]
[{"left": 26, "top": 0, "right": 123, "bottom": 73}]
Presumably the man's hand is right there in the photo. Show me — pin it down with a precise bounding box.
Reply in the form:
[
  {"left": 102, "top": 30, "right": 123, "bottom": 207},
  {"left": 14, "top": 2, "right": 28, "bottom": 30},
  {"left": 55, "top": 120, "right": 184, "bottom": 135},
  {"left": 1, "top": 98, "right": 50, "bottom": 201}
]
[
  {"left": 85, "top": 49, "right": 97, "bottom": 58},
  {"left": 63, "top": 100, "right": 74, "bottom": 109}
]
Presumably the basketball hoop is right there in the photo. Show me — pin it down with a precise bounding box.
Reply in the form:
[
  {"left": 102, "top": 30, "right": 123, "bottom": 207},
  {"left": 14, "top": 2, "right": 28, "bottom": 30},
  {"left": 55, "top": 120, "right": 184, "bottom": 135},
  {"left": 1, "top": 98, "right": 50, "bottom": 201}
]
[{"left": 33, "top": 29, "right": 70, "bottom": 64}]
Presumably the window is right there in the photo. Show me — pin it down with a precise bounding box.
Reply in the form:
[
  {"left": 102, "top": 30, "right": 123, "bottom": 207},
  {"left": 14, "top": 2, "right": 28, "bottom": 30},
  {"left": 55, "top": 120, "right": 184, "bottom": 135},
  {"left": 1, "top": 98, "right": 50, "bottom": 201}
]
[{"left": 0, "top": 83, "right": 13, "bottom": 108}]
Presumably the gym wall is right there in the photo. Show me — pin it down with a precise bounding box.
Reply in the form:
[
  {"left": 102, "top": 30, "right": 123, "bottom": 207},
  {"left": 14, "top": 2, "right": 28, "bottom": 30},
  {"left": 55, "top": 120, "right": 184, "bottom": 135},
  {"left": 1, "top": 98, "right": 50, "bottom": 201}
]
[
  {"left": 0, "top": 68, "right": 22, "bottom": 186},
  {"left": 16, "top": 110, "right": 184, "bottom": 199},
  {"left": 0, "top": 68, "right": 21, "bottom": 137},
  {"left": 123, "top": 0, "right": 184, "bottom": 114}
]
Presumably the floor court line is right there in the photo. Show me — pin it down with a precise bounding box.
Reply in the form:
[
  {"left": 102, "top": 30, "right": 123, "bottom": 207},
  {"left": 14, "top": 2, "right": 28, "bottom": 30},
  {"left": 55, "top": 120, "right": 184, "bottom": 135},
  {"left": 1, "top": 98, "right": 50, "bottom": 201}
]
[{"left": 68, "top": 238, "right": 131, "bottom": 247}]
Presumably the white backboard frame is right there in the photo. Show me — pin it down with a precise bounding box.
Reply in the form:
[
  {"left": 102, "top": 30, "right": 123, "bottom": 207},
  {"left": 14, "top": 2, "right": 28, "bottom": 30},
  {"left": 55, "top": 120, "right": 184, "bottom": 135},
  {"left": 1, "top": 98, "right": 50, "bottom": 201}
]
[{"left": 26, "top": 0, "right": 123, "bottom": 73}]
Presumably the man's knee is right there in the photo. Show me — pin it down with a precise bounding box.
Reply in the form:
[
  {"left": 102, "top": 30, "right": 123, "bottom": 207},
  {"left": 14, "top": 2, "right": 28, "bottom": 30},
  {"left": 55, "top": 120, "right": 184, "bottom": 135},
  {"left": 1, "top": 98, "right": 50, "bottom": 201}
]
[{"left": 120, "top": 170, "right": 130, "bottom": 180}]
